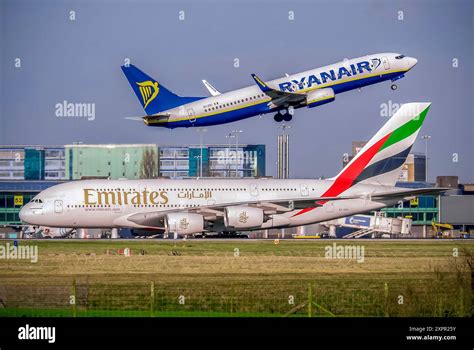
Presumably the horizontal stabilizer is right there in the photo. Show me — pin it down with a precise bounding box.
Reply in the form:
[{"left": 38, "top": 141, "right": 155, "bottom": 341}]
[
  {"left": 124, "top": 115, "right": 170, "bottom": 125},
  {"left": 124, "top": 116, "right": 145, "bottom": 121}
]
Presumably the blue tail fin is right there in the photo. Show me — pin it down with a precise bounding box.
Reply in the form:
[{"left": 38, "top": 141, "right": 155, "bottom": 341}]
[{"left": 121, "top": 64, "right": 203, "bottom": 115}]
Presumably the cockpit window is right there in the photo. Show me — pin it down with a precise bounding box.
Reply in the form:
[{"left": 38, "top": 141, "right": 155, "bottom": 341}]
[
  {"left": 395, "top": 55, "right": 405, "bottom": 59},
  {"left": 31, "top": 198, "right": 43, "bottom": 203}
]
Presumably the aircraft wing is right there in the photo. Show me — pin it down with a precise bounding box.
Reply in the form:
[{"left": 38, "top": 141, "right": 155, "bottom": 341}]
[
  {"left": 370, "top": 187, "right": 449, "bottom": 200},
  {"left": 251, "top": 73, "right": 306, "bottom": 108},
  {"left": 120, "top": 187, "right": 448, "bottom": 229},
  {"left": 121, "top": 194, "right": 362, "bottom": 229}
]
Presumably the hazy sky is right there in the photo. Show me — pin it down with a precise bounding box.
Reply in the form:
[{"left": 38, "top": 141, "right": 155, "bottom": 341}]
[{"left": 1, "top": 0, "right": 473, "bottom": 182}]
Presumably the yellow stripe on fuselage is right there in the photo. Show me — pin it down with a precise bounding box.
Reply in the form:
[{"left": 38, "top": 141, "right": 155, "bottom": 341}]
[
  {"left": 148, "top": 98, "right": 272, "bottom": 124},
  {"left": 150, "top": 68, "right": 408, "bottom": 125}
]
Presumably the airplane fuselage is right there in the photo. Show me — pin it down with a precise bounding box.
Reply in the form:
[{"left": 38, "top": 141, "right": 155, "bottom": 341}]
[
  {"left": 150, "top": 53, "right": 417, "bottom": 128},
  {"left": 19, "top": 178, "right": 401, "bottom": 231}
]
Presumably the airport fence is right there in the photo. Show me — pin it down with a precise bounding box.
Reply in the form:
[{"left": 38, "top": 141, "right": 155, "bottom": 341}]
[{"left": 0, "top": 273, "right": 470, "bottom": 317}]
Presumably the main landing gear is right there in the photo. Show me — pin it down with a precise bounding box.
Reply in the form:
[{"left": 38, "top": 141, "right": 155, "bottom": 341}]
[{"left": 274, "top": 110, "right": 292, "bottom": 122}]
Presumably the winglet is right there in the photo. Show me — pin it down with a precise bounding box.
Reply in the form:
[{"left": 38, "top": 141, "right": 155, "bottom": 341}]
[{"left": 251, "top": 74, "right": 271, "bottom": 93}]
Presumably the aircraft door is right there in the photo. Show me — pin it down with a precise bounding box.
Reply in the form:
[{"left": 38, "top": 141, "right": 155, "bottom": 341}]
[
  {"left": 250, "top": 184, "right": 258, "bottom": 197},
  {"left": 300, "top": 184, "right": 309, "bottom": 197},
  {"left": 54, "top": 200, "right": 63, "bottom": 213},
  {"left": 187, "top": 108, "right": 196, "bottom": 123},
  {"left": 381, "top": 56, "right": 390, "bottom": 70},
  {"left": 326, "top": 202, "right": 334, "bottom": 213}
]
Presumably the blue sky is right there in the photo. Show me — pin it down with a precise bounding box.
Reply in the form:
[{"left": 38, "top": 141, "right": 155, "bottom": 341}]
[{"left": 1, "top": 0, "right": 473, "bottom": 182}]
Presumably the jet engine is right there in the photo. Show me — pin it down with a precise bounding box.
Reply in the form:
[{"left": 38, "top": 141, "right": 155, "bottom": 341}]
[
  {"left": 306, "top": 88, "right": 335, "bottom": 108},
  {"left": 164, "top": 213, "right": 204, "bottom": 235},
  {"left": 224, "top": 206, "right": 264, "bottom": 229}
]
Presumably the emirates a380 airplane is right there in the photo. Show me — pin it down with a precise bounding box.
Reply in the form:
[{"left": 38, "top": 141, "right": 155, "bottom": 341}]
[
  {"left": 20, "top": 103, "right": 443, "bottom": 237},
  {"left": 122, "top": 53, "right": 417, "bottom": 128}
]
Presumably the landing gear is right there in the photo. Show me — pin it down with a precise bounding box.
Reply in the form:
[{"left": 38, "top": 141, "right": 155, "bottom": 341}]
[
  {"left": 274, "top": 112, "right": 284, "bottom": 122},
  {"left": 391, "top": 84, "right": 398, "bottom": 91},
  {"left": 274, "top": 110, "right": 292, "bottom": 122}
]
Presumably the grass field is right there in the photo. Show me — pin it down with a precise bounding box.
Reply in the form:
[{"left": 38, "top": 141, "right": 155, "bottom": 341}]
[{"left": 0, "top": 239, "right": 472, "bottom": 317}]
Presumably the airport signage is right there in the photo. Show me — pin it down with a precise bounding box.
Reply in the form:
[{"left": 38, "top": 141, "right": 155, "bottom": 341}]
[{"left": 345, "top": 215, "right": 371, "bottom": 227}]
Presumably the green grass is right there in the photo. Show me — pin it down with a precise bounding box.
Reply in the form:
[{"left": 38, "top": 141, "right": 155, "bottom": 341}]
[
  {"left": 0, "top": 308, "right": 284, "bottom": 318},
  {"left": 0, "top": 239, "right": 472, "bottom": 317}
]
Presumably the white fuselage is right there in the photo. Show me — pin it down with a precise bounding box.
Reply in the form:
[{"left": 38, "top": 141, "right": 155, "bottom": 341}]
[
  {"left": 153, "top": 53, "right": 417, "bottom": 128},
  {"left": 19, "top": 178, "right": 401, "bottom": 231}
]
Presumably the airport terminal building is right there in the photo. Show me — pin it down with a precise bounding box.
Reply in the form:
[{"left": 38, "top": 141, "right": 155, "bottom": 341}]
[{"left": 0, "top": 143, "right": 265, "bottom": 226}]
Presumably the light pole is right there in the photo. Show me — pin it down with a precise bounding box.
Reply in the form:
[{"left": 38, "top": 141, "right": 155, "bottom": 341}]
[
  {"left": 196, "top": 128, "right": 207, "bottom": 178},
  {"left": 225, "top": 132, "right": 235, "bottom": 177},
  {"left": 421, "top": 135, "right": 431, "bottom": 182},
  {"left": 231, "top": 129, "right": 243, "bottom": 177}
]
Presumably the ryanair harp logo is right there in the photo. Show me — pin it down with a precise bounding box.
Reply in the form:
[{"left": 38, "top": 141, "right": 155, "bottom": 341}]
[{"left": 136, "top": 81, "right": 159, "bottom": 108}]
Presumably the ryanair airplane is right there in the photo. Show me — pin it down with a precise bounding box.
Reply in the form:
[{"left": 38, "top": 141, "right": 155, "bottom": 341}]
[
  {"left": 20, "top": 103, "right": 445, "bottom": 238},
  {"left": 121, "top": 53, "right": 417, "bottom": 128}
]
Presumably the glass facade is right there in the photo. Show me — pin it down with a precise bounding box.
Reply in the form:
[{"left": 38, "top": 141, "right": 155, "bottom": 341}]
[
  {"left": 158, "top": 145, "right": 266, "bottom": 178},
  {"left": 0, "top": 193, "right": 36, "bottom": 224},
  {"left": 0, "top": 146, "right": 66, "bottom": 180},
  {"left": 24, "top": 148, "right": 45, "bottom": 180},
  {"left": 380, "top": 195, "right": 438, "bottom": 225},
  {"left": 0, "top": 147, "right": 25, "bottom": 179},
  {"left": 45, "top": 149, "right": 66, "bottom": 179},
  {"left": 0, "top": 180, "right": 63, "bottom": 225},
  {"left": 159, "top": 147, "right": 190, "bottom": 178}
]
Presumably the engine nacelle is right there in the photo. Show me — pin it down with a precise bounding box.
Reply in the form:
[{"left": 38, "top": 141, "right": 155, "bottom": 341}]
[
  {"left": 164, "top": 213, "right": 204, "bottom": 235},
  {"left": 224, "top": 206, "right": 264, "bottom": 229},
  {"left": 306, "top": 88, "right": 335, "bottom": 108}
]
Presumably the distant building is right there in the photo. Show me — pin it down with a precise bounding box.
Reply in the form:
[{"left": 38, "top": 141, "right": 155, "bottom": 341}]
[
  {"left": 342, "top": 141, "right": 426, "bottom": 182},
  {"left": 65, "top": 144, "right": 158, "bottom": 180},
  {"left": 158, "top": 147, "right": 190, "bottom": 179},
  {"left": 1, "top": 143, "right": 265, "bottom": 182},
  {"left": 399, "top": 153, "right": 426, "bottom": 182},
  {"left": 159, "top": 144, "right": 265, "bottom": 178},
  {"left": 0, "top": 145, "right": 66, "bottom": 180}
]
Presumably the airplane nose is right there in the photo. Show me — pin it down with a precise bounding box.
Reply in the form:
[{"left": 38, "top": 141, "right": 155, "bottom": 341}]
[
  {"left": 19, "top": 205, "right": 28, "bottom": 222},
  {"left": 408, "top": 57, "right": 418, "bottom": 68}
]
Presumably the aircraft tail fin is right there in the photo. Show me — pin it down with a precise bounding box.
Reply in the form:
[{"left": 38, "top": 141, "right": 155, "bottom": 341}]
[
  {"left": 325, "top": 102, "right": 431, "bottom": 195},
  {"left": 121, "top": 64, "right": 203, "bottom": 115}
]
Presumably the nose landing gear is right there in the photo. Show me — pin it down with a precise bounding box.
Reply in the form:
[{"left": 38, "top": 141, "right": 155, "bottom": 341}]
[{"left": 391, "top": 84, "right": 398, "bottom": 91}]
